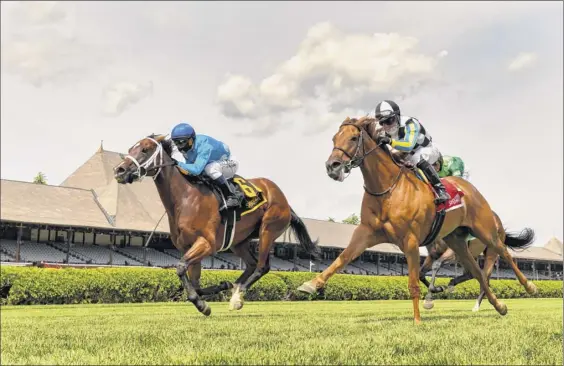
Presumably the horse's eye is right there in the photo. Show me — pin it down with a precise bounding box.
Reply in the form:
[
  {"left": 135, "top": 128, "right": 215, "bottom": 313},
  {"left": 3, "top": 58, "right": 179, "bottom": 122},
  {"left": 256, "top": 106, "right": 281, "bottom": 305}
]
[{"left": 350, "top": 136, "right": 358, "bottom": 142}]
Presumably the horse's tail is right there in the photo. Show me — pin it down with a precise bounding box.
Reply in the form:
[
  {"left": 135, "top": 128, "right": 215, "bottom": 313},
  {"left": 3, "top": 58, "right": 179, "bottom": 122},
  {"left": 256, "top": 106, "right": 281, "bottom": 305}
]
[
  {"left": 490, "top": 211, "right": 534, "bottom": 251},
  {"left": 289, "top": 207, "right": 321, "bottom": 260},
  {"left": 504, "top": 227, "right": 535, "bottom": 251}
]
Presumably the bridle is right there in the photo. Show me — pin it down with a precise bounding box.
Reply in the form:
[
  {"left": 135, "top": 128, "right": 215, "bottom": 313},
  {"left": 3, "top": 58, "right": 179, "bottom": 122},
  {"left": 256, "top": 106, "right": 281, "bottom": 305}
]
[
  {"left": 332, "top": 122, "right": 378, "bottom": 175},
  {"left": 119, "top": 137, "right": 175, "bottom": 182},
  {"left": 332, "top": 121, "right": 406, "bottom": 197}
]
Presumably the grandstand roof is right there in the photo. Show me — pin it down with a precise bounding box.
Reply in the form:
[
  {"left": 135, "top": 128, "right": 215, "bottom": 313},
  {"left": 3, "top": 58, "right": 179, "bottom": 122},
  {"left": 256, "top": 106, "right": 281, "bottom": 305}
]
[
  {"left": 0, "top": 180, "right": 113, "bottom": 230},
  {"left": 61, "top": 148, "right": 170, "bottom": 232},
  {"left": 1, "top": 145, "right": 562, "bottom": 261},
  {"left": 544, "top": 237, "right": 563, "bottom": 256}
]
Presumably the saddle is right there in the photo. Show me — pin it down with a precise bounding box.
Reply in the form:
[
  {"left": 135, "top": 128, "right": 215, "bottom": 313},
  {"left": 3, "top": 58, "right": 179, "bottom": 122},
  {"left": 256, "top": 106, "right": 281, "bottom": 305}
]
[{"left": 179, "top": 170, "right": 267, "bottom": 219}]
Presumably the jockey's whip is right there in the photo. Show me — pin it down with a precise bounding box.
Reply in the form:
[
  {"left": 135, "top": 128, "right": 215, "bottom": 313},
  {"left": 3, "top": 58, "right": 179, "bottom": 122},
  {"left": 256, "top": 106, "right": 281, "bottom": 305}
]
[{"left": 144, "top": 210, "right": 167, "bottom": 247}]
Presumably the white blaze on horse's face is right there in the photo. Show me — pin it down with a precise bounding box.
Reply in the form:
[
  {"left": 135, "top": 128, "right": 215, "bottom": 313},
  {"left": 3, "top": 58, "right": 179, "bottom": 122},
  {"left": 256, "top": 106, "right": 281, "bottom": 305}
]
[{"left": 114, "top": 137, "right": 164, "bottom": 183}]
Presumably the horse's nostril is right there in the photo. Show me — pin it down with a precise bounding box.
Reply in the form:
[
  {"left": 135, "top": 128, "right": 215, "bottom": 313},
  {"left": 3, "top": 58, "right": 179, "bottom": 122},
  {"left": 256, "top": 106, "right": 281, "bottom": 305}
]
[{"left": 116, "top": 166, "right": 125, "bottom": 175}]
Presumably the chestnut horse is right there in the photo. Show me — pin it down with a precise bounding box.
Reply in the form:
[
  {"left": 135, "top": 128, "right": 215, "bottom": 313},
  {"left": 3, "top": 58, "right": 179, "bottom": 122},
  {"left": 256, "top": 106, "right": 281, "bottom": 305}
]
[
  {"left": 297, "top": 116, "right": 537, "bottom": 323},
  {"left": 114, "top": 135, "right": 319, "bottom": 316},
  {"left": 420, "top": 211, "right": 534, "bottom": 311}
]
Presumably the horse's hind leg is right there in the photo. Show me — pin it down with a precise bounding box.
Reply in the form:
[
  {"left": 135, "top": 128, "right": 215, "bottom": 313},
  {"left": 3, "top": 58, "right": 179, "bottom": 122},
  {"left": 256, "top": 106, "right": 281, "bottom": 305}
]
[
  {"left": 473, "top": 248, "right": 498, "bottom": 312},
  {"left": 443, "top": 227, "right": 507, "bottom": 316},
  {"left": 470, "top": 220, "right": 537, "bottom": 295}
]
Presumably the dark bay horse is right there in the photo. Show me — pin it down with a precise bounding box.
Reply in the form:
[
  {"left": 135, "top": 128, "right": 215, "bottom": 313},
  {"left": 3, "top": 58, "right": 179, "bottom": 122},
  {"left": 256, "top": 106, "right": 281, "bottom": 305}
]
[
  {"left": 420, "top": 210, "right": 534, "bottom": 311},
  {"left": 297, "top": 116, "right": 537, "bottom": 323},
  {"left": 114, "top": 135, "right": 319, "bottom": 316}
]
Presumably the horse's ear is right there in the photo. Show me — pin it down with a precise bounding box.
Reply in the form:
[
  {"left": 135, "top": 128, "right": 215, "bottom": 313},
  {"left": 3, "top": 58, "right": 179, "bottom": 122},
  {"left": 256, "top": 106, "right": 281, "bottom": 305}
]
[
  {"left": 153, "top": 134, "right": 167, "bottom": 142},
  {"left": 119, "top": 153, "right": 126, "bottom": 160},
  {"left": 361, "top": 116, "right": 380, "bottom": 139}
]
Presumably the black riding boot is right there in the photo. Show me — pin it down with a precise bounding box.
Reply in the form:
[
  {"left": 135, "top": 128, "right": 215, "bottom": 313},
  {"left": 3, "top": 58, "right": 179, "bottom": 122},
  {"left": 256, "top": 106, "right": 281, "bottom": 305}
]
[
  {"left": 417, "top": 159, "right": 450, "bottom": 205},
  {"left": 216, "top": 176, "right": 244, "bottom": 208}
]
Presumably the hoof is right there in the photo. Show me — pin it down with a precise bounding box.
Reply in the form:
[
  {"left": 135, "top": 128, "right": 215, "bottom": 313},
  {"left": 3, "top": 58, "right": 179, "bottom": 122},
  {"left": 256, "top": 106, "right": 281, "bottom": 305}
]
[
  {"left": 229, "top": 298, "right": 244, "bottom": 311},
  {"left": 496, "top": 302, "right": 508, "bottom": 316},
  {"left": 200, "top": 303, "right": 212, "bottom": 317},
  {"left": 297, "top": 281, "right": 317, "bottom": 295},
  {"left": 423, "top": 299, "right": 434, "bottom": 310},
  {"left": 472, "top": 305, "right": 480, "bottom": 312},
  {"left": 229, "top": 289, "right": 244, "bottom": 311},
  {"left": 525, "top": 281, "right": 538, "bottom": 295}
]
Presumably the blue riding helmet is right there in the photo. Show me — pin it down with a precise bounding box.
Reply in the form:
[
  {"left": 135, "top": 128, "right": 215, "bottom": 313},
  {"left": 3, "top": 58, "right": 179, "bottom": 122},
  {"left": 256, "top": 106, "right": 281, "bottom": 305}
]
[{"left": 171, "top": 123, "right": 196, "bottom": 152}]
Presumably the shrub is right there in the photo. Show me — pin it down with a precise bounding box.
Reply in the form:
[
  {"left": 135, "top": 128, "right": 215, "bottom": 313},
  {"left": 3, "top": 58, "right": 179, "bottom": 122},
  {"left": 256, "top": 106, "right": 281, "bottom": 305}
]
[{"left": 0, "top": 266, "right": 561, "bottom": 305}]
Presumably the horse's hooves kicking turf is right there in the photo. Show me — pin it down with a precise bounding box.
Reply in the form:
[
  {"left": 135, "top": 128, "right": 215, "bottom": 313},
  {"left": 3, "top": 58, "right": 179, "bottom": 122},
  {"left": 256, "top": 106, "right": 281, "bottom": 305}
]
[
  {"left": 201, "top": 303, "right": 212, "bottom": 317},
  {"left": 496, "top": 302, "right": 508, "bottom": 316},
  {"left": 297, "top": 281, "right": 317, "bottom": 295},
  {"left": 423, "top": 299, "right": 434, "bottom": 310},
  {"left": 526, "top": 281, "right": 538, "bottom": 295}
]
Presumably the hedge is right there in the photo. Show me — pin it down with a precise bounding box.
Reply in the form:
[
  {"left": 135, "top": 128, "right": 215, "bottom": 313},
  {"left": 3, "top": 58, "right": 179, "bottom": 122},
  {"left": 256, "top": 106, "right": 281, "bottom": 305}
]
[{"left": 0, "top": 266, "right": 561, "bottom": 305}]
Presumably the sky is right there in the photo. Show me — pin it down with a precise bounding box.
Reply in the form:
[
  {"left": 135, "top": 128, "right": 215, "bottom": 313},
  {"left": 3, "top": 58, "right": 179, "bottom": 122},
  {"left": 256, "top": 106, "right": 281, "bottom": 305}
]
[{"left": 1, "top": 1, "right": 562, "bottom": 245}]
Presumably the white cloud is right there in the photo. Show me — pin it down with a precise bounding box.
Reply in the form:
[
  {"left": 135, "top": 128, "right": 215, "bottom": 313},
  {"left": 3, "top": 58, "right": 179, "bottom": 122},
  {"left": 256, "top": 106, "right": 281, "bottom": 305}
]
[
  {"left": 508, "top": 52, "right": 538, "bottom": 72},
  {"left": 0, "top": 1, "right": 111, "bottom": 87},
  {"left": 6, "top": 1, "right": 68, "bottom": 26},
  {"left": 101, "top": 81, "right": 154, "bottom": 117},
  {"left": 216, "top": 22, "right": 447, "bottom": 135}
]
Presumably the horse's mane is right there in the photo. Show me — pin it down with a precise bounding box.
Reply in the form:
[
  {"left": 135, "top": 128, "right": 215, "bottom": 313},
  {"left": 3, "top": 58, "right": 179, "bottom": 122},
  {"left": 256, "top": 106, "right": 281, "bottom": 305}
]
[{"left": 148, "top": 133, "right": 174, "bottom": 157}]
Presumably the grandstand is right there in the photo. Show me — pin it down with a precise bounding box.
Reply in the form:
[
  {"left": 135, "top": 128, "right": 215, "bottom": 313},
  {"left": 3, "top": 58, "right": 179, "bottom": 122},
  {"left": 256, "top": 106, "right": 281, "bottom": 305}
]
[{"left": 1, "top": 144, "right": 562, "bottom": 280}]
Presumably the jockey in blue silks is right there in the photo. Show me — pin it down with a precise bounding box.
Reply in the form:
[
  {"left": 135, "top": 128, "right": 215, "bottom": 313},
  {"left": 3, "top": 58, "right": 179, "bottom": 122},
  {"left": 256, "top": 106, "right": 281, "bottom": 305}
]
[{"left": 168, "top": 122, "right": 244, "bottom": 208}]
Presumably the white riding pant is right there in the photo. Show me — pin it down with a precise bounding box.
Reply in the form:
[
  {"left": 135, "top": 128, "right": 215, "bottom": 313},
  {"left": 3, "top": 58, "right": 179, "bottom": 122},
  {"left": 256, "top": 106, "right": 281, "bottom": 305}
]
[
  {"left": 204, "top": 156, "right": 239, "bottom": 180},
  {"left": 407, "top": 142, "right": 441, "bottom": 166}
]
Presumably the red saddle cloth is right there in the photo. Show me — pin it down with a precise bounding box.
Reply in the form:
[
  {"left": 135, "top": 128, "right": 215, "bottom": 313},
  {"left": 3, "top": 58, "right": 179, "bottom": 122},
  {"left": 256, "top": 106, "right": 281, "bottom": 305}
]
[{"left": 430, "top": 178, "right": 465, "bottom": 212}]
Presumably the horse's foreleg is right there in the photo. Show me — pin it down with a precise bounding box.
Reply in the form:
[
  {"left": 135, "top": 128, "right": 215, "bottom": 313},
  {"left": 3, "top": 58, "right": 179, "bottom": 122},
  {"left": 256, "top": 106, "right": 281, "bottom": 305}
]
[
  {"left": 298, "top": 225, "right": 384, "bottom": 294},
  {"left": 419, "top": 255, "right": 433, "bottom": 289},
  {"left": 429, "top": 248, "right": 456, "bottom": 293},
  {"left": 177, "top": 236, "right": 214, "bottom": 316},
  {"left": 404, "top": 236, "right": 424, "bottom": 324},
  {"left": 227, "top": 239, "right": 259, "bottom": 311},
  {"left": 188, "top": 262, "right": 233, "bottom": 297},
  {"left": 420, "top": 255, "right": 436, "bottom": 310},
  {"left": 230, "top": 229, "right": 276, "bottom": 311},
  {"left": 230, "top": 239, "right": 257, "bottom": 286}
]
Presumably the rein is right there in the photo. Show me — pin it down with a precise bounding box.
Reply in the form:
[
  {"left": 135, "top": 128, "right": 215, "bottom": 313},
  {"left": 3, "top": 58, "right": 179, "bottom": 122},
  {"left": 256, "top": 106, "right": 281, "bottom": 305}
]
[{"left": 334, "top": 122, "right": 406, "bottom": 197}]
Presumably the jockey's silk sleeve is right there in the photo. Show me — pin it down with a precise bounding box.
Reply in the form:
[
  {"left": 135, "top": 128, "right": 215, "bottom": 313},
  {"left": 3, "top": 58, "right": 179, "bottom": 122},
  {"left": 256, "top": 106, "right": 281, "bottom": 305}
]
[
  {"left": 391, "top": 121, "right": 420, "bottom": 152},
  {"left": 182, "top": 143, "right": 213, "bottom": 175}
]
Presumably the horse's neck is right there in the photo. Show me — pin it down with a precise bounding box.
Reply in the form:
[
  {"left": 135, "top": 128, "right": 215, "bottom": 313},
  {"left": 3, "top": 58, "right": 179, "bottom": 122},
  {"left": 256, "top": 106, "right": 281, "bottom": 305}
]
[
  {"left": 359, "top": 143, "right": 404, "bottom": 195},
  {"left": 154, "top": 155, "right": 199, "bottom": 217}
]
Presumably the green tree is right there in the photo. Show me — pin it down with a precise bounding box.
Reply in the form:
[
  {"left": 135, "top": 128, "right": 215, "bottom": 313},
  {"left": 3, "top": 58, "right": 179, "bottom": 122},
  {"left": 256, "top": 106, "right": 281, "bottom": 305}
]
[
  {"left": 342, "top": 213, "right": 360, "bottom": 225},
  {"left": 33, "top": 172, "right": 47, "bottom": 185}
]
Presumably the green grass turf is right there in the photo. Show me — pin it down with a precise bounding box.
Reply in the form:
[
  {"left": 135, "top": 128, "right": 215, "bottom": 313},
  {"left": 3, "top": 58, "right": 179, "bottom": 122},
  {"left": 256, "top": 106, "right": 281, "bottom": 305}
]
[{"left": 1, "top": 299, "right": 562, "bottom": 365}]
